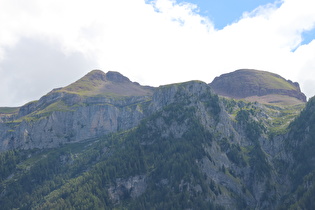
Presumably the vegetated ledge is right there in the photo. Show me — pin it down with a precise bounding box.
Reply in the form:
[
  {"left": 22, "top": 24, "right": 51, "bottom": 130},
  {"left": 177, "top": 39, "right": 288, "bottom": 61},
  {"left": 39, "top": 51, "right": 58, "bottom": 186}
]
[{"left": 0, "top": 107, "right": 20, "bottom": 114}]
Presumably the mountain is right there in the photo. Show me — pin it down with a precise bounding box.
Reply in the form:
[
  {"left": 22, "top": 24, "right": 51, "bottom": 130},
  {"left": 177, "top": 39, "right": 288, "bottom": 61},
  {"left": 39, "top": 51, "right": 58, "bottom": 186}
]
[
  {"left": 58, "top": 70, "right": 153, "bottom": 97},
  {"left": 0, "top": 70, "right": 154, "bottom": 151},
  {"left": 209, "top": 69, "right": 307, "bottom": 105},
  {"left": 0, "top": 69, "right": 315, "bottom": 209}
]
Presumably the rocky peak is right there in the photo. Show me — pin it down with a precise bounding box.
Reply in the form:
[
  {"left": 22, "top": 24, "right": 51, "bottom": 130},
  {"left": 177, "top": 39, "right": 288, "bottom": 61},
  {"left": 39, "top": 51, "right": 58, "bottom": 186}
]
[
  {"left": 209, "top": 69, "right": 307, "bottom": 105},
  {"left": 85, "top": 70, "right": 107, "bottom": 81},
  {"left": 54, "top": 70, "right": 153, "bottom": 97},
  {"left": 105, "top": 71, "right": 131, "bottom": 83}
]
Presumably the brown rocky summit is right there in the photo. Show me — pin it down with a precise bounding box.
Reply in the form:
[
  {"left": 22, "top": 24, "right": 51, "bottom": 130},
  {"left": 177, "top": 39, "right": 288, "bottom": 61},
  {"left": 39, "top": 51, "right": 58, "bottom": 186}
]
[{"left": 209, "top": 69, "right": 306, "bottom": 105}]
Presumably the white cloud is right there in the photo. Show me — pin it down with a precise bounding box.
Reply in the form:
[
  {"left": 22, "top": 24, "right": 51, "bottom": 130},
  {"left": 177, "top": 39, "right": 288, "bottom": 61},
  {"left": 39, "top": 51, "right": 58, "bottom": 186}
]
[
  {"left": 0, "top": 0, "right": 315, "bottom": 106},
  {"left": 0, "top": 37, "right": 97, "bottom": 106}
]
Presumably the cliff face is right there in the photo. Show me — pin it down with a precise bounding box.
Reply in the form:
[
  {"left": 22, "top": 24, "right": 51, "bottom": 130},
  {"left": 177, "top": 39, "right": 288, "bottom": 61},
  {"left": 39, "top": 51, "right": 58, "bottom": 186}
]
[
  {"left": 209, "top": 69, "right": 307, "bottom": 104},
  {"left": 0, "top": 97, "right": 149, "bottom": 151}
]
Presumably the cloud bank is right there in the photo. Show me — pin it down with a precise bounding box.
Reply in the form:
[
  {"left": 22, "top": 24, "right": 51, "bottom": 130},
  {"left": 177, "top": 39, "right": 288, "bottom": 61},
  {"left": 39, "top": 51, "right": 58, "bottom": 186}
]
[{"left": 0, "top": 0, "right": 314, "bottom": 106}]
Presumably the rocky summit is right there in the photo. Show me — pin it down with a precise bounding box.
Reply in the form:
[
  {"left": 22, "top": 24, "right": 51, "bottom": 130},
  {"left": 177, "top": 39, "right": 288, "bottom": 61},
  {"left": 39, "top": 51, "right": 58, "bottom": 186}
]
[
  {"left": 209, "top": 69, "right": 306, "bottom": 105},
  {"left": 57, "top": 70, "right": 154, "bottom": 97},
  {"left": 0, "top": 69, "right": 314, "bottom": 210}
]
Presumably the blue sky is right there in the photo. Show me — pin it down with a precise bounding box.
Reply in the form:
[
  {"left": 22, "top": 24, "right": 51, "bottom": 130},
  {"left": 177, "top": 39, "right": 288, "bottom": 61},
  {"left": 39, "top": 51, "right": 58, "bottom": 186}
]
[
  {"left": 301, "top": 29, "right": 315, "bottom": 45},
  {"left": 178, "top": 0, "right": 314, "bottom": 44},
  {"left": 0, "top": 0, "right": 315, "bottom": 106},
  {"left": 177, "top": 0, "right": 281, "bottom": 29}
]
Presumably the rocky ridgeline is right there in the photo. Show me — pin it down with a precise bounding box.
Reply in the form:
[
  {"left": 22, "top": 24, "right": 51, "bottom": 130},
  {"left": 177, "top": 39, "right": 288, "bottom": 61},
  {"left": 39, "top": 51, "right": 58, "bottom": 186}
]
[{"left": 0, "top": 69, "right": 307, "bottom": 151}]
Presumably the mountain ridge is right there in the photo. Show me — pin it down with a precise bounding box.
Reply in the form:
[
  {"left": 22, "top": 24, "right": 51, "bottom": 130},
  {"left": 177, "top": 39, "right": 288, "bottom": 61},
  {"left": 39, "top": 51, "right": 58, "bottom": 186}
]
[
  {"left": 0, "top": 69, "right": 307, "bottom": 112},
  {"left": 0, "top": 69, "right": 307, "bottom": 151}
]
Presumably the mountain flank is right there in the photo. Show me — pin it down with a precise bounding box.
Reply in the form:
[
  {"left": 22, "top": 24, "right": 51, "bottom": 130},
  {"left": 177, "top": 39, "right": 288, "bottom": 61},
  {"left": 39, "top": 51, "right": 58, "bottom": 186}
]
[
  {"left": 0, "top": 70, "right": 155, "bottom": 151},
  {"left": 209, "top": 69, "right": 306, "bottom": 105}
]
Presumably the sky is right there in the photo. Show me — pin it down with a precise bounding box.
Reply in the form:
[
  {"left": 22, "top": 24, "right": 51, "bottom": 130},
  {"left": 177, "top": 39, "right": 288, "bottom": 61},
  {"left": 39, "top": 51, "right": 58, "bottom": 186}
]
[{"left": 0, "top": 0, "right": 315, "bottom": 107}]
